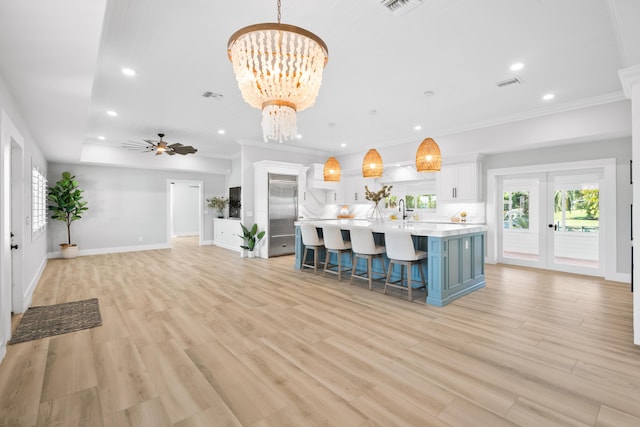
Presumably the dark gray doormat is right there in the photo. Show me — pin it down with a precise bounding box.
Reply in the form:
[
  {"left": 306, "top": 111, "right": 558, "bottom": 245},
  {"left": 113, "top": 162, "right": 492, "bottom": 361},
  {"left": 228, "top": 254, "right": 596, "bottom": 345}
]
[{"left": 8, "top": 298, "right": 102, "bottom": 344}]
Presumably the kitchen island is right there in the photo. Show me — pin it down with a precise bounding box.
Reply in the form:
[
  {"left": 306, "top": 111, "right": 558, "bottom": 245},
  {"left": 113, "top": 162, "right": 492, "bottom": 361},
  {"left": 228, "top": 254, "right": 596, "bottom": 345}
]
[{"left": 294, "top": 219, "right": 487, "bottom": 306}]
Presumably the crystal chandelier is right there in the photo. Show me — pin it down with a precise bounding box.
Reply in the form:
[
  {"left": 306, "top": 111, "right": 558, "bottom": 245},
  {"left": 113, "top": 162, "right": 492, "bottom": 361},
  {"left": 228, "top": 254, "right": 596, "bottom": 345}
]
[{"left": 227, "top": 0, "right": 329, "bottom": 143}]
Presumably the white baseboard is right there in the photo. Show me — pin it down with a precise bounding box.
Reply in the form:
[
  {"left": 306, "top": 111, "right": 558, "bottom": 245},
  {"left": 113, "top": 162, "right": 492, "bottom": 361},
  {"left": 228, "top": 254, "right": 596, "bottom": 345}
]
[
  {"left": 213, "top": 241, "right": 241, "bottom": 253},
  {"left": 0, "top": 343, "right": 5, "bottom": 365},
  {"left": 15, "top": 255, "right": 48, "bottom": 313},
  {"left": 200, "top": 240, "right": 213, "bottom": 246},
  {"left": 605, "top": 272, "right": 631, "bottom": 284},
  {"left": 172, "top": 232, "right": 199, "bottom": 237},
  {"left": 48, "top": 243, "right": 171, "bottom": 259}
]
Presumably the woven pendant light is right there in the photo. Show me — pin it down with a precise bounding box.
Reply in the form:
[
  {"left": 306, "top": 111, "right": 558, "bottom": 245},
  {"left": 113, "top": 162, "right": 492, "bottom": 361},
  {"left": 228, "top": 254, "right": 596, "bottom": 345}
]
[
  {"left": 415, "top": 137, "right": 442, "bottom": 172},
  {"left": 362, "top": 149, "right": 383, "bottom": 178},
  {"left": 323, "top": 156, "right": 341, "bottom": 182}
]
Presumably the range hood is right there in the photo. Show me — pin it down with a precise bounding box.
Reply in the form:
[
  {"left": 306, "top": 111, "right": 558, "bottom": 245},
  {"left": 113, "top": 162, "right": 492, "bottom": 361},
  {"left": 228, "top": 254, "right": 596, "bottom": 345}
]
[{"left": 381, "top": 165, "right": 437, "bottom": 183}]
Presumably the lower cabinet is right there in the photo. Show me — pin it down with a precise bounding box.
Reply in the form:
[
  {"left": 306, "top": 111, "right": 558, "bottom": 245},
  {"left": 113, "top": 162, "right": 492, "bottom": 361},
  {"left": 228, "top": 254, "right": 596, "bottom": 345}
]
[
  {"left": 426, "top": 232, "right": 485, "bottom": 306},
  {"left": 213, "top": 218, "right": 242, "bottom": 252}
]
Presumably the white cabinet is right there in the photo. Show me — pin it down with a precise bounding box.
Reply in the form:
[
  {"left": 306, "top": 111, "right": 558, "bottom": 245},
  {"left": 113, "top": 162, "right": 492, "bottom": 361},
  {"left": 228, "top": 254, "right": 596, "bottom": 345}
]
[
  {"left": 213, "top": 218, "right": 242, "bottom": 252},
  {"left": 437, "top": 162, "right": 479, "bottom": 202},
  {"left": 329, "top": 175, "right": 367, "bottom": 204}
]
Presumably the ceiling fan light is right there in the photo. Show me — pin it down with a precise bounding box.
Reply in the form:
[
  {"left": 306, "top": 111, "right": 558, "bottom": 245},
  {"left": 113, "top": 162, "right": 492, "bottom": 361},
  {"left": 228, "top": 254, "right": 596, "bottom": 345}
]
[
  {"left": 415, "top": 137, "right": 442, "bottom": 172},
  {"left": 362, "top": 149, "right": 383, "bottom": 178},
  {"left": 323, "top": 156, "right": 341, "bottom": 182}
]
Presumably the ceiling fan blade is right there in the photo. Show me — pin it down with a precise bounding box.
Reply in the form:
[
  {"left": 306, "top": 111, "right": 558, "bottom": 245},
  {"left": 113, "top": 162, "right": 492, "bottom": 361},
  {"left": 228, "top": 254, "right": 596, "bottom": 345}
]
[
  {"left": 142, "top": 139, "right": 158, "bottom": 146},
  {"left": 155, "top": 150, "right": 162, "bottom": 156},
  {"left": 166, "top": 150, "right": 176, "bottom": 156},
  {"left": 123, "top": 141, "right": 156, "bottom": 152},
  {"left": 168, "top": 143, "right": 184, "bottom": 149},
  {"left": 172, "top": 146, "right": 197, "bottom": 155}
]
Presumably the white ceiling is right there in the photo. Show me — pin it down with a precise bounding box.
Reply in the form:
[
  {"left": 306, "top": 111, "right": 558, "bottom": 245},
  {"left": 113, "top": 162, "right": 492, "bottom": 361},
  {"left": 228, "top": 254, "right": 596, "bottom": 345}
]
[{"left": 0, "top": 0, "right": 637, "bottom": 167}]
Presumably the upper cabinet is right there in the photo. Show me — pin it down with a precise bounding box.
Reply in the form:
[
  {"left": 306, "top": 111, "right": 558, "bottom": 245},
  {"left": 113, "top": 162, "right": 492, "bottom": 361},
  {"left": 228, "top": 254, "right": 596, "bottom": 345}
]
[{"left": 437, "top": 161, "right": 480, "bottom": 202}]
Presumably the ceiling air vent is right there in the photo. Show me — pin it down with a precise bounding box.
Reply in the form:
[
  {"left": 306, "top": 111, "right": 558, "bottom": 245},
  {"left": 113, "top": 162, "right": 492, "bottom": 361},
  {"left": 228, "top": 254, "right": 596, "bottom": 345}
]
[
  {"left": 496, "top": 77, "right": 524, "bottom": 88},
  {"left": 202, "top": 91, "right": 224, "bottom": 99},
  {"left": 381, "top": 0, "right": 423, "bottom": 16}
]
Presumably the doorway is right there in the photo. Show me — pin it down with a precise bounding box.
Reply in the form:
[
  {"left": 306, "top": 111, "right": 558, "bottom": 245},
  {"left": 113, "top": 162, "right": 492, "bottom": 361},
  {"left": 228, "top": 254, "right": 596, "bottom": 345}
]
[
  {"left": 487, "top": 158, "right": 617, "bottom": 280},
  {"left": 167, "top": 180, "right": 204, "bottom": 246},
  {"left": 499, "top": 170, "right": 603, "bottom": 276}
]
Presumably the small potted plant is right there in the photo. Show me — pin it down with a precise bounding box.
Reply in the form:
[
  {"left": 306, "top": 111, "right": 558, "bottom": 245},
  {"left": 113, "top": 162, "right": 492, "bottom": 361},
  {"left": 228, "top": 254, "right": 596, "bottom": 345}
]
[
  {"left": 238, "top": 223, "right": 265, "bottom": 258},
  {"left": 207, "top": 196, "right": 229, "bottom": 218},
  {"left": 48, "top": 171, "right": 88, "bottom": 259}
]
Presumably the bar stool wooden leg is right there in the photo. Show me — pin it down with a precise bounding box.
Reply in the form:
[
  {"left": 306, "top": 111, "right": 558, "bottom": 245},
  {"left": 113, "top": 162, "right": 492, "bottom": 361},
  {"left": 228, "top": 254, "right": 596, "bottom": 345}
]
[{"left": 323, "top": 251, "right": 331, "bottom": 277}]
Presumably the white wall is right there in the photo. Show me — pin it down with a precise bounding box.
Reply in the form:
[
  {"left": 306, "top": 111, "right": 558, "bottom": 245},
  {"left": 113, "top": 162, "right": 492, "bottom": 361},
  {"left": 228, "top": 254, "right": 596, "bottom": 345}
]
[
  {"left": 47, "top": 163, "right": 225, "bottom": 255},
  {"left": 171, "top": 182, "right": 200, "bottom": 236}
]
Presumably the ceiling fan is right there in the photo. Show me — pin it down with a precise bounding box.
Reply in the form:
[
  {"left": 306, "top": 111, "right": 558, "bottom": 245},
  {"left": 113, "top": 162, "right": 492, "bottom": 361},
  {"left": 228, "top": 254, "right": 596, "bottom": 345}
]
[{"left": 123, "top": 133, "right": 197, "bottom": 156}]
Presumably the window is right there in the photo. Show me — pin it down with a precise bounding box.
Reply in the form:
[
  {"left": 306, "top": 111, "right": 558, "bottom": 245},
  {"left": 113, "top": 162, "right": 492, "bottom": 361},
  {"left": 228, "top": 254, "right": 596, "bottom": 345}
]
[
  {"left": 32, "top": 163, "right": 47, "bottom": 238},
  {"left": 503, "top": 191, "right": 529, "bottom": 230}
]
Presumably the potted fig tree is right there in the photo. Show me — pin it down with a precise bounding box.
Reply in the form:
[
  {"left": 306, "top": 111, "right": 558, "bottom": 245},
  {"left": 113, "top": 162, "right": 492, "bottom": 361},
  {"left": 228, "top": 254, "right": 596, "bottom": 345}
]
[{"left": 48, "top": 171, "right": 88, "bottom": 259}]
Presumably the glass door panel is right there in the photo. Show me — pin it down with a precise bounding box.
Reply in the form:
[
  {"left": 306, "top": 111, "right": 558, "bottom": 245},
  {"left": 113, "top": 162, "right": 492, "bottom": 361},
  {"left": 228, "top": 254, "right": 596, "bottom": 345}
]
[
  {"left": 500, "top": 176, "right": 542, "bottom": 267},
  {"left": 548, "top": 172, "right": 602, "bottom": 273}
]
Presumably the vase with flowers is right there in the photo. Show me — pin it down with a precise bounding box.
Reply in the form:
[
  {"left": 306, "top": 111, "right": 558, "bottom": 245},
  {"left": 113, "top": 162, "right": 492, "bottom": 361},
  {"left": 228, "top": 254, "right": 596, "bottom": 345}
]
[
  {"left": 207, "top": 196, "right": 229, "bottom": 218},
  {"left": 364, "top": 185, "right": 393, "bottom": 221}
]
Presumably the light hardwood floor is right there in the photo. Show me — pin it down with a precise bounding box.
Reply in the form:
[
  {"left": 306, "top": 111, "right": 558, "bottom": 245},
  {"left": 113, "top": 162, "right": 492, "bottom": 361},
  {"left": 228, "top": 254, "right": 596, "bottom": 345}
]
[{"left": 1, "top": 236, "right": 639, "bottom": 426}]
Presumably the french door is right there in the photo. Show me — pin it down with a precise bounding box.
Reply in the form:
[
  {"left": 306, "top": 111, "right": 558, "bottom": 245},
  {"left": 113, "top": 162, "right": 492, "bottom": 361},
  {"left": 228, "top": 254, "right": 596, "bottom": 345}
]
[{"left": 499, "top": 169, "right": 603, "bottom": 276}]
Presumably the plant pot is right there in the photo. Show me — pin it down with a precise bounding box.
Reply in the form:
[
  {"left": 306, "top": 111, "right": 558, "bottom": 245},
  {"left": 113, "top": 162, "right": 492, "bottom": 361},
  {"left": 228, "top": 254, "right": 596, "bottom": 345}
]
[
  {"left": 60, "top": 243, "right": 79, "bottom": 259},
  {"left": 240, "top": 248, "right": 248, "bottom": 258},
  {"left": 247, "top": 250, "right": 255, "bottom": 259}
]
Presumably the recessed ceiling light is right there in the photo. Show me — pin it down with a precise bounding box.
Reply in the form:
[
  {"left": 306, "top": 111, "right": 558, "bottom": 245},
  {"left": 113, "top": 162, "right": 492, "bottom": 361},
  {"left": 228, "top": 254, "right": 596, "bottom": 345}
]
[
  {"left": 510, "top": 62, "right": 524, "bottom": 71},
  {"left": 97, "top": 135, "right": 105, "bottom": 140},
  {"left": 121, "top": 68, "right": 136, "bottom": 77},
  {"left": 543, "top": 93, "right": 555, "bottom": 101},
  {"left": 217, "top": 129, "right": 225, "bottom": 135},
  {"left": 414, "top": 125, "right": 422, "bottom": 131},
  {"left": 340, "top": 143, "right": 347, "bottom": 148},
  {"left": 107, "top": 110, "right": 118, "bottom": 117},
  {"left": 295, "top": 134, "right": 303, "bottom": 139}
]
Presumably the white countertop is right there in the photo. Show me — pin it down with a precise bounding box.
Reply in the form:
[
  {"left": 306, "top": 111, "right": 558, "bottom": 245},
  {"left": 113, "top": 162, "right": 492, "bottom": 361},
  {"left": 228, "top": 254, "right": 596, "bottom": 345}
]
[{"left": 295, "top": 219, "right": 487, "bottom": 237}]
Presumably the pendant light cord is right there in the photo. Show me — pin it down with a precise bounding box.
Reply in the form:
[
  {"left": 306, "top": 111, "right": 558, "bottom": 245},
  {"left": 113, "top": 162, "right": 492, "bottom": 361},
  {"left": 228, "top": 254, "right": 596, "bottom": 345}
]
[{"left": 277, "top": 0, "right": 281, "bottom": 23}]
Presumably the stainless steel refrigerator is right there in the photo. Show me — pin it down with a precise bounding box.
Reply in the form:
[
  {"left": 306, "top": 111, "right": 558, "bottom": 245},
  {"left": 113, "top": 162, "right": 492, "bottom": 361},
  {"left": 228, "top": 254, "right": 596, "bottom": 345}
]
[{"left": 268, "top": 173, "right": 298, "bottom": 257}]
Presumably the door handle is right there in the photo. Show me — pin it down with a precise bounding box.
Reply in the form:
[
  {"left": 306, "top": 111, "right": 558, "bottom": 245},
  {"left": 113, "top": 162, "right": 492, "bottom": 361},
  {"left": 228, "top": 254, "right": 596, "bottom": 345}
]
[
  {"left": 548, "top": 224, "right": 557, "bottom": 231},
  {"left": 11, "top": 244, "right": 18, "bottom": 250}
]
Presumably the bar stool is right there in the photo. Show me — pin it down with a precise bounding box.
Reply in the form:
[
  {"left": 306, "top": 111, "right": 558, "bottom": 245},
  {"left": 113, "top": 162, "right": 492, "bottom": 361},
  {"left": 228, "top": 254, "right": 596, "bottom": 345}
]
[
  {"left": 349, "top": 227, "right": 386, "bottom": 290},
  {"left": 384, "top": 230, "right": 427, "bottom": 301},
  {"left": 322, "top": 225, "right": 352, "bottom": 281},
  {"left": 300, "top": 223, "right": 324, "bottom": 274}
]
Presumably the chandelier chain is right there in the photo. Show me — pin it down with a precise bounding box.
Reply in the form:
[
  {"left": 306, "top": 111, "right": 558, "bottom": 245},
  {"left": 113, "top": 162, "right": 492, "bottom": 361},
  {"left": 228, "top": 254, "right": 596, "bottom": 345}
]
[{"left": 277, "top": 0, "right": 281, "bottom": 23}]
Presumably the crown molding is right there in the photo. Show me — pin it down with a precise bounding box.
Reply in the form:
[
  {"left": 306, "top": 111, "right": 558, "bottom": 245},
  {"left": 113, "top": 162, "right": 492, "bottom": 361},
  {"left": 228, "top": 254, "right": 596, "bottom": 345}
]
[
  {"left": 619, "top": 64, "right": 640, "bottom": 98},
  {"left": 430, "top": 92, "right": 627, "bottom": 138},
  {"left": 236, "top": 138, "right": 331, "bottom": 155}
]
